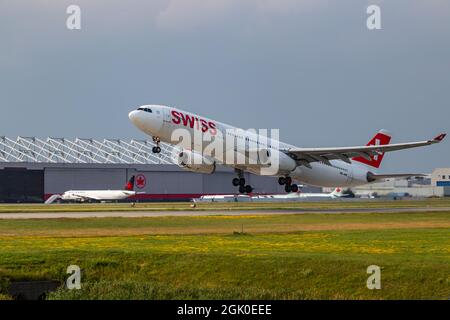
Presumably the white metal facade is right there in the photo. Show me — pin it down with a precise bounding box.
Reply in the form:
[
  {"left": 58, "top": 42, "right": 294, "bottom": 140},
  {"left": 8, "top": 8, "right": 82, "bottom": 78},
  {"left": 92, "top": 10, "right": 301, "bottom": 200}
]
[{"left": 0, "top": 137, "right": 176, "bottom": 164}]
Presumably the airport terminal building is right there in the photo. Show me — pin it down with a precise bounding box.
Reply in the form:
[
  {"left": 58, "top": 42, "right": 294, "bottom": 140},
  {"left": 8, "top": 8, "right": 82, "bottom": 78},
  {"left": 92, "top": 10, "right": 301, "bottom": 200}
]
[{"left": 0, "top": 136, "right": 290, "bottom": 203}]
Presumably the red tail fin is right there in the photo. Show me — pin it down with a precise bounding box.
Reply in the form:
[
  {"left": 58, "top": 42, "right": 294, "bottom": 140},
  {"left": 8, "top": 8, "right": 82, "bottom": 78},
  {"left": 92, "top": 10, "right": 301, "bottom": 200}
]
[
  {"left": 125, "top": 176, "right": 135, "bottom": 191},
  {"left": 352, "top": 130, "right": 392, "bottom": 169}
]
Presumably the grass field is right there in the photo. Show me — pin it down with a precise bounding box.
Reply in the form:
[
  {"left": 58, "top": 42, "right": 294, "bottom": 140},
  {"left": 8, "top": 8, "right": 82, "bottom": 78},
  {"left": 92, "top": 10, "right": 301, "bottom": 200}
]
[
  {"left": 0, "top": 198, "right": 450, "bottom": 213},
  {"left": 0, "top": 200, "right": 449, "bottom": 300}
]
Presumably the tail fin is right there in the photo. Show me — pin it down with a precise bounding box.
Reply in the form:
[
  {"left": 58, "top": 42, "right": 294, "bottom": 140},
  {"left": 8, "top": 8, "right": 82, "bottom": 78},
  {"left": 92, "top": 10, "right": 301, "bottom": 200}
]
[
  {"left": 331, "top": 188, "right": 355, "bottom": 198},
  {"left": 125, "top": 176, "right": 135, "bottom": 191},
  {"left": 331, "top": 188, "right": 344, "bottom": 197},
  {"left": 352, "top": 130, "right": 392, "bottom": 169}
]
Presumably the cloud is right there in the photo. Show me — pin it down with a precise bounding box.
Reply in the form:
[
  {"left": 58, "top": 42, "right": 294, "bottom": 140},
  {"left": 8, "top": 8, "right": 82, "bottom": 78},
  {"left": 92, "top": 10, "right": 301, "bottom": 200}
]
[
  {"left": 155, "top": 0, "right": 237, "bottom": 31},
  {"left": 155, "top": 0, "right": 327, "bottom": 31}
]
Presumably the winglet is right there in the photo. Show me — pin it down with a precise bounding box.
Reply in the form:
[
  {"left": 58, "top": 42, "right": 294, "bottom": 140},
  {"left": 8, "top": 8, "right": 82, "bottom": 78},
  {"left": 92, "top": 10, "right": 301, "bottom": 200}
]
[{"left": 432, "top": 133, "right": 447, "bottom": 143}]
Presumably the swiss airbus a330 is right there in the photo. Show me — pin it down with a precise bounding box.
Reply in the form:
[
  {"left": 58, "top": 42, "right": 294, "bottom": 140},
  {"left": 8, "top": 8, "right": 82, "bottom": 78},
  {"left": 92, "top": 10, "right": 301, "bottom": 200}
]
[{"left": 129, "top": 105, "right": 446, "bottom": 193}]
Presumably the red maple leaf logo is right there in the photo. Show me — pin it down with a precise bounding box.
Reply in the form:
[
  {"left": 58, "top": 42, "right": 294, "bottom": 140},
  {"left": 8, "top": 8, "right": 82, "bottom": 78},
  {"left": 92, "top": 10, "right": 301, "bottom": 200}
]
[{"left": 135, "top": 174, "right": 146, "bottom": 189}]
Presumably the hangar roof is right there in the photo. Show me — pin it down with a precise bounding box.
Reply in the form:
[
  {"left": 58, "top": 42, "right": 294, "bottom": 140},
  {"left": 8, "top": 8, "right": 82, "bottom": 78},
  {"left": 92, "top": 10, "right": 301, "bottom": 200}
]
[{"left": 0, "top": 136, "right": 176, "bottom": 164}]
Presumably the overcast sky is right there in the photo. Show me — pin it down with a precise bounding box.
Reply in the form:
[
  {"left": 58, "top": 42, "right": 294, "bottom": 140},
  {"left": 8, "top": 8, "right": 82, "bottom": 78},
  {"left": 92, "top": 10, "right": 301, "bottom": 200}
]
[{"left": 1, "top": 0, "right": 449, "bottom": 172}]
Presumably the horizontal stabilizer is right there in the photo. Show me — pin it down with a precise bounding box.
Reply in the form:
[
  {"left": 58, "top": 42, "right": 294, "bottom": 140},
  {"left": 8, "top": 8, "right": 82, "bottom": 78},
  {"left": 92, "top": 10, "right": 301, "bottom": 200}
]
[
  {"left": 367, "top": 172, "right": 426, "bottom": 182},
  {"left": 44, "top": 194, "right": 61, "bottom": 204}
]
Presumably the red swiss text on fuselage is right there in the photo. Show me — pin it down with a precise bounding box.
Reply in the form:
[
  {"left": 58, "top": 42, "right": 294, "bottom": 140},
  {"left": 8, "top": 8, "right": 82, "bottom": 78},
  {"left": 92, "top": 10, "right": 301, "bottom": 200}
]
[{"left": 171, "top": 110, "right": 217, "bottom": 135}]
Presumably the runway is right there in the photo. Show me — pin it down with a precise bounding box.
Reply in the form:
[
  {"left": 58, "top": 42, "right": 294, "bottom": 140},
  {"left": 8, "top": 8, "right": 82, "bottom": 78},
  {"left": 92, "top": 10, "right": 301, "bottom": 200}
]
[{"left": 0, "top": 207, "right": 449, "bottom": 219}]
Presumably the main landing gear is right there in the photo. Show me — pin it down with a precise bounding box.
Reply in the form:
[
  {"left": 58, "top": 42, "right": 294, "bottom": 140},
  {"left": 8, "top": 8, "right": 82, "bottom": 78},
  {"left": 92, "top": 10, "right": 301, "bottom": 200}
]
[
  {"left": 278, "top": 176, "right": 299, "bottom": 193},
  {"left": 232, "top": 170, "right": 253, "bottom": 194},
  {"left": 152, "top": 136, "right": 161, "bottom": 153}
]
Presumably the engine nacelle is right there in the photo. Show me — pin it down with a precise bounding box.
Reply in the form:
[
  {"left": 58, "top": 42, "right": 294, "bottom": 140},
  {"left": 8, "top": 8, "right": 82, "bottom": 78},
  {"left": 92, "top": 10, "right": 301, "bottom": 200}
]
[
  {"left": 177, "top": 150, "right": 216, "bottom": 174},
  {"left": 366, "top": 171, "right": 377, "bottom": 183},
  {"left": 258, "top": 149, "right": 297, "bottom": 175},
  {"left": 350, "top": 168, "right": 376, "bottom": 185}
]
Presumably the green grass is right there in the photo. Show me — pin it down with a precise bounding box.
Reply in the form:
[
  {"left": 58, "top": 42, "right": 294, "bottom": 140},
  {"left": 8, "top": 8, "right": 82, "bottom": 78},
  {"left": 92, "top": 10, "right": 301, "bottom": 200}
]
[
  {"left": 0, "top": 209, "right": 449, "bottom": 300},
  {"left": 0, "top": 211, "right": 448, "bottom": 236},
  {"left": 0, "top": 198, "right": 450, "bottom": 213},
  {"left": 0, "top": 293, "right": 13, "bottom": 300}
]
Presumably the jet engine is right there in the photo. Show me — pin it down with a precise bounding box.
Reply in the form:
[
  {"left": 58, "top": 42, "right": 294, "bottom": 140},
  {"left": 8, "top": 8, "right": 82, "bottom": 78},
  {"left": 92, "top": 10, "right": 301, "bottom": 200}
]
[
  {"left": 258, "top": 149, "right": 297, "bottom": 175},
  {"left": 177, "top": 150, "right": 216, "bottom": 174}
]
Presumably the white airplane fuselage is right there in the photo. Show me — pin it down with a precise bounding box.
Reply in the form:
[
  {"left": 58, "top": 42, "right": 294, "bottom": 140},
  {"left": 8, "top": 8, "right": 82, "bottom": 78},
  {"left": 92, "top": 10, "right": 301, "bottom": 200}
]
[
  {"left": 129, "top": 105, "right": 374, "bottom": 188},
  {"left": 61, "top": 190, "right": 136, "bottom": 201}
]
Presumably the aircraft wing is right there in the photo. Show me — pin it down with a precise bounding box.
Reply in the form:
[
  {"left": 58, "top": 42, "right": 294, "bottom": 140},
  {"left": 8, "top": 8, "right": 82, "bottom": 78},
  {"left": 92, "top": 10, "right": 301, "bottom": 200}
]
[{"left": 283, "top": 133, "right": 446, "bottom": 168}]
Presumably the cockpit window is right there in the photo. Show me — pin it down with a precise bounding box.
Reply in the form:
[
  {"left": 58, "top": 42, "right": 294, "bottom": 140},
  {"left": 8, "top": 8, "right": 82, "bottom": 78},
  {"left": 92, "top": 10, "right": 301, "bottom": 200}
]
[{"left": 137, "top": 107, "right": 152, "bottom": 113}]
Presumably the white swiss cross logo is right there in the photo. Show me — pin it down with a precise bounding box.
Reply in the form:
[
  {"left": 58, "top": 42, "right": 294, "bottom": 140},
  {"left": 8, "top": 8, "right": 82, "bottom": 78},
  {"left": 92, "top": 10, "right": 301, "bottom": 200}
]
[{"left": 373, "top": 138, "right": 381, "bottom": 161}]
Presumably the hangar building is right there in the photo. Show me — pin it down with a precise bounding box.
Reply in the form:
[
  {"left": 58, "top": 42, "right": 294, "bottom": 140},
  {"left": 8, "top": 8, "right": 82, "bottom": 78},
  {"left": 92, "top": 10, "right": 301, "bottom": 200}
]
[
  {"left": 431, "top": 168, "right": 450, "bottom": 187},
  {"left": 0, "top": 136, "right": 300, "bottom": 203}
]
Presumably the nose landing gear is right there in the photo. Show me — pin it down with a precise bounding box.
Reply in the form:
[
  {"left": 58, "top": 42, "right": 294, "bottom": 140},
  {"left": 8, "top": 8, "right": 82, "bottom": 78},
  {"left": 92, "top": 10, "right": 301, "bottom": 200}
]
[
  {"left": 233, "top": 170, "right": 253, "bottom": 194},
  {"left": 278, "top": 176, "right": 299, "bottom": 193},
  {"left": 152, "top": 136, "right": 161, "bottom": 153}
]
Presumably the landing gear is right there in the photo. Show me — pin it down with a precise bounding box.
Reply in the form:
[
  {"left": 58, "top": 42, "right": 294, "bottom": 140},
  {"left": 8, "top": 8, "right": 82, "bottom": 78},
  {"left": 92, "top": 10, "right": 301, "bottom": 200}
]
[
  {"left": 285, "top": 184, "right": 299, "bottom": 193},
  {"left": 152, "top": 146, "right": 161, "bottom": 153},
  {"left": 278, "top": 176, "right": 292, "bottom": 186},
  {"left": 238, "top": 185, "right": 253, "bottom": 194},
  {"left": 234, "top": 170, "right": 253, "bottom": 194},
  {"left": 232, "top": 177, "right": 246, "bottom": 187},
  {"left": 279, "top": 176, "right": 297, "bottom": 193},
  {"left": 152, "top": 136, "right": 161, "bottom": 153}
]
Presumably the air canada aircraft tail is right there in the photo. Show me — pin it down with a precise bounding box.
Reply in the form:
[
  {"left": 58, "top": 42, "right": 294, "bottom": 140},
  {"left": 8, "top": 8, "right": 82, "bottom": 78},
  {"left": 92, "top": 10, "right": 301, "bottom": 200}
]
[
  {"left": 352, "top": 129, "right": 392, "bottom": 169},
  {"left": 331, "top": 188, "right": 355, "bottom": 198},
  {"left": 124, "top": 176, "right": 135, "bottom": 191}
]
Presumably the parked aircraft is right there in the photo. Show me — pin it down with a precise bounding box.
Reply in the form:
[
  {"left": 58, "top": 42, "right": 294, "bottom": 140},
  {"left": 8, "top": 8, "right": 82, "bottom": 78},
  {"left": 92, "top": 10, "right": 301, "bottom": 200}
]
[
  {"left": 193, "top": 188, "right": 353, "bottom": 203},
  {"left": 45, "top": 176, "right": 137, "bottom": 203}
]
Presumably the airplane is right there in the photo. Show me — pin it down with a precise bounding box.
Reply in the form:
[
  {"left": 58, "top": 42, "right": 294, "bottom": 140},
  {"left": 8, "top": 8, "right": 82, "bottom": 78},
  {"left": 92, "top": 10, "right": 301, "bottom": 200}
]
[
  {"left": 128, "top": 105, "right": 446, "bottom": 194},
  {"left": 193, "top": 188, "right": 353, "bottom": 203},
  {"left": 291, "top": 187, "right": 354, "bottom": 199},
  {"left": 45, "top": 176, "right": 138, "bottom": 203}
]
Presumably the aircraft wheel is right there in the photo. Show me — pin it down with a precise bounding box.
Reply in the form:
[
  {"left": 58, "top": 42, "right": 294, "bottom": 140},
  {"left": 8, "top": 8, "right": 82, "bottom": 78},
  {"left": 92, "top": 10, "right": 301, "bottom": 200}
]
[
  {"left": 239, "top": 178, "right": 246, "bottom": 186},
  {"left": 278, "top": 177, "right": 286, "bottom": 185},
  {"left": 285, "top": 185, "right": 292, "bottom": 193},
  {"left": 155, "top": 146, "right": 161, "bottom": 153},
  {"left": 239, "top": 185, "right": 246, "bottom": 194},
  {"left": 290, "top": 184, "right": 299, "bottom": 192},
  {"left": 285, "top": 177, "right": 292, "bottom": 185},
  {"left": 232, "top": 178, "right": 240, "bottom": 186},
  {"left": 245, "top": 185, "right": 253, "bottom": 193}
]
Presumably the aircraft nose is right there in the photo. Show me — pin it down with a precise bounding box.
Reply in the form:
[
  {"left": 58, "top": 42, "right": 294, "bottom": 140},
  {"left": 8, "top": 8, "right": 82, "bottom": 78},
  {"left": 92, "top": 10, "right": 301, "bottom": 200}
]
[
  {"left": 128, "top": 110, "right": 140, "bottom": 123},
  {"left": 129, "top": 106, "right": 164, "bottom": 135}
]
